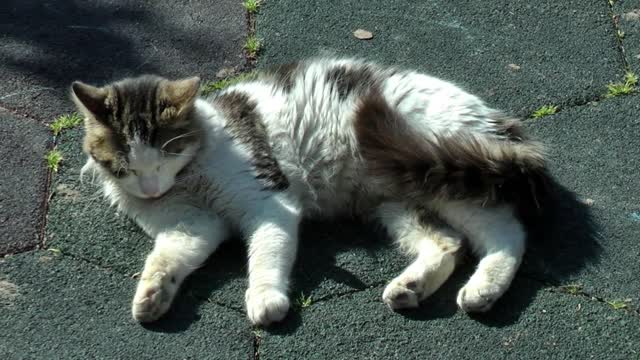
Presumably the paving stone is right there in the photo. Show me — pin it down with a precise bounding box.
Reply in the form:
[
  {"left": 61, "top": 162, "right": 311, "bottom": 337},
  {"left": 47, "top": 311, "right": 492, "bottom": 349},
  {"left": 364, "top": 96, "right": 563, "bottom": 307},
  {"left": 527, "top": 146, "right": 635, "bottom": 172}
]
[
  {"left": 0, "top": 111, "right": 50, "bottom": 255},
  {"left": 258, "top": 0, "right": 621, "bottom": 116},
  {"left": 524, "top": 94, "right": 640, "bottom": 305},
  {"left": 259, "top": 279, "right": 640, "bottom": 360},
  {"left": 0, "top": 251, "right": 251, "bottom": 360}
]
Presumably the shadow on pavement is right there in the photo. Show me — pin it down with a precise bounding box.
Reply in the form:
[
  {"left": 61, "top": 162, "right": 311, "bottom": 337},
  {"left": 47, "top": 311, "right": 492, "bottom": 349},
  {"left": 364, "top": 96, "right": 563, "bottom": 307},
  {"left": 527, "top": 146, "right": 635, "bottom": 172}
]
[
  {"left": 135, "top": 178, "right": 601, "bottom": 332},
  {"left": 280, "top": 177, "right": 601, "bottom": 331},
  {"left": 1, "top": 1, "right": 153, "bottom": 87},
  {"left": 1, "top": 0, "right": 239, "bottom": 121},
  {"left": 469, "top": 178, "right": 602, "bottom": 327}
]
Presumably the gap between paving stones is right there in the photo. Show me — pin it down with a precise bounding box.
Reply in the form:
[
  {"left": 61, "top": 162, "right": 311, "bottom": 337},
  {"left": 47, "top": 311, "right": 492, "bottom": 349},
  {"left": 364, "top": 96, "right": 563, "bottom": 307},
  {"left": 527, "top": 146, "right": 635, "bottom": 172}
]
[
  {"left": 518, "top": 272, "right": 640, "bottom": 318},
  {"left": 607, "top": 0, "right": 631, "bottom": 71},
  {"left": 547, "top": 287, "right": 640, "bottom": 318},
  {"left": 521, "top": 85, "right": 639, "bottom": 122},
  {"left": 39, "top": 247, "right": 247, "bottom": 316}
]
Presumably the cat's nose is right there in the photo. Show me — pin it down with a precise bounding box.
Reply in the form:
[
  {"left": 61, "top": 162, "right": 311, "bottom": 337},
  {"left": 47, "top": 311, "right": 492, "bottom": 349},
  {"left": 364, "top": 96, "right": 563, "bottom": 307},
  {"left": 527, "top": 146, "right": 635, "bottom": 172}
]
[{"left": 139, "top": 176, "right": 161, "bottom": 198}]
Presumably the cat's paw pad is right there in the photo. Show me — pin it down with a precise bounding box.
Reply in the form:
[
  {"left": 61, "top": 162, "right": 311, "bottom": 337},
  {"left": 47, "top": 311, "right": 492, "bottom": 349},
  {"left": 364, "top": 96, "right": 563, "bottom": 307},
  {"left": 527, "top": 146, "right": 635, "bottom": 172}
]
[
  {"left": 245, "top": 286, "right": 290, "bottom": 326},
  {"left": 131, "top": 272, "right": 177, "bottom": 323},
  {"left": 382, "top": 277, "right": 423, "bottom": 310},
  {"left": 456, "top": 281, "right": 502, "bottom": 313}
]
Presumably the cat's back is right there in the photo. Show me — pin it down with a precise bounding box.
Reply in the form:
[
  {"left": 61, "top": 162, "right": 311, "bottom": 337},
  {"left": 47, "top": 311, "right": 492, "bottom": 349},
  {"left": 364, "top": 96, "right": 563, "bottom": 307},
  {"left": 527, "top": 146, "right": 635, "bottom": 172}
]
[{"left": 206, "top": 58, "right": 499, "bottom": 214}]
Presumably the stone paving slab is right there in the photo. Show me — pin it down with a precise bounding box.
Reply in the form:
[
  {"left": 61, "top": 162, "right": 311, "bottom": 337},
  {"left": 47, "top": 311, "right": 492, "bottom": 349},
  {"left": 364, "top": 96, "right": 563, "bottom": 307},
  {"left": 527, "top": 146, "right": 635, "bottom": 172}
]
[
  {"left": 259, "top": 280, "right": 639, "bottom": 360},
  {"left": 258, "top": 0, "right": 621, "bottom": 117},
  {"left": 616, "top": 0, "right": 640, "bottom": 73},
  {"left": 0, "top": 111, "right": 50, "bottom": 254},
  {"left": 524, "top": 94, "right": 640, "bottom": 306},
  {"left": 0, "top": 0, "right": 246, "bottom": 123},
  {"left": 0, "top": 251, "right": 251, "bottom": 360}
]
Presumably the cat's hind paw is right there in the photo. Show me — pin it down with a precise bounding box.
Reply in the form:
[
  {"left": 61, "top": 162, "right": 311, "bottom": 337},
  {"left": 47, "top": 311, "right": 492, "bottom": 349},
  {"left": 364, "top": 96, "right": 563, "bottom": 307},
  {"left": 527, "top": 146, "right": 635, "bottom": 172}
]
[
  {"left": 456, "top": 280, "right": 503, "bottom": 313},
  {"left": 131, "top": 271, "right": 178, "bottom": 322},
  {"left": 382, "top": 277, "right": 423, "bottom": 310},
  {"left": 245, "top": 286, "right": 290, "bottom": 326}
]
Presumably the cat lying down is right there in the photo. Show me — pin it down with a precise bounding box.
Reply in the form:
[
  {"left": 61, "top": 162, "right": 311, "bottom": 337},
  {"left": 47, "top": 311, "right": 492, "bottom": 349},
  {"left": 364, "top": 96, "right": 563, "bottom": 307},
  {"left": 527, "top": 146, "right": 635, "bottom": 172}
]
[{"left": 71, "top": 57, "right": 549, "bottom": 326}]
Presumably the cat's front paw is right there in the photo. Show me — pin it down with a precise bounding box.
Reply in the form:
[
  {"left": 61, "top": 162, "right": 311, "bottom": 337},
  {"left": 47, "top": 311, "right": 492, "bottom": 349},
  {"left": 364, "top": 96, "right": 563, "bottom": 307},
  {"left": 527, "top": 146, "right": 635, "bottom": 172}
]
[
  {"left": 131, "top": 271, "right": 178, "bottom": 322},
  {"left": 245, "top": 286, "right": 290, "bottom": 326},
  {"left": 382, "top": 276, "right": 423, "bottom": 310},
  {"left": 456, "top": 279, "right": 503, "bottom": 313}
]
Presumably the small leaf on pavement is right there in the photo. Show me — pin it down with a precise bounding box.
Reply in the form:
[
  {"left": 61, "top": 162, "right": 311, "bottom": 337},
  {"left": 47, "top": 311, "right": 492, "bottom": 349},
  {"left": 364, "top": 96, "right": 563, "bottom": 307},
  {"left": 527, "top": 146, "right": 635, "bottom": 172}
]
[{"left": 353, "top": 29, "right": 373, "bottom": 40}]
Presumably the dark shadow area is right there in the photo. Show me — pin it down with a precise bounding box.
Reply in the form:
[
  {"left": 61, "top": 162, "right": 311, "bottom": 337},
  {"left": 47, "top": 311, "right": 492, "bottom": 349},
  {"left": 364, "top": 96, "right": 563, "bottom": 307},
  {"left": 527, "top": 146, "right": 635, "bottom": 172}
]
[
  {"left": 474, "top": 177, "right": 602, "bottom": 327},
  {"left": 268, "top": 217, "right": 394, "bottom": 335},
  {"left": 396, "top": 267, "right": 473, "bottom": 322},
  {"left": 0, "top": 0, "right": 244, "bottom": 121},
  {"left": 140, "top": 177, "right": 602, "bottom": 332},
  {"left": 521, "top": 178, "right": 602, "bottom": 281}
]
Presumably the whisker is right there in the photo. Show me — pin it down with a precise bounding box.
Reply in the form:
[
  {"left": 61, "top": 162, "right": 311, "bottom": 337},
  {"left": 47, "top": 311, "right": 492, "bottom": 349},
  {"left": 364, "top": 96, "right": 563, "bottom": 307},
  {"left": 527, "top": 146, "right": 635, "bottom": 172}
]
[
  {"left": 161, "top": 130, "right": 203, "bottom": 150},
  {"left": 163, "top": 151, "right": 196, "bottom": 157}
]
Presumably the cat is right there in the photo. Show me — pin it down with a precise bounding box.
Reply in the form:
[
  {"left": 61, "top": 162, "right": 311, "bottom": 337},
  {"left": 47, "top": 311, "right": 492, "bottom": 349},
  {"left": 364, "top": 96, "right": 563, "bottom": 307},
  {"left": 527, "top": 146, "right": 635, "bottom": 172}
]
[{"left": 70, "top": 57, "right": 549, "bottom": 326}]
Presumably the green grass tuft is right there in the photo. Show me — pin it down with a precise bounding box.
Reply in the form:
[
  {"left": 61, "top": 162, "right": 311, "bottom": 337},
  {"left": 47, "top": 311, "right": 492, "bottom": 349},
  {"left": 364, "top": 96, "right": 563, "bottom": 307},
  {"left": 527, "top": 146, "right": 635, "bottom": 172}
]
[
  {"left": 45, "top": 150, "right": 63, "bottom": 172},
  {"left": 606, "top": 299, "right": 628, "bottom": 310},
  {"left": 244, "top": 35, "right": 262, "bottom": 58},
  {"left": 559, "top": 284, "right": 583, "bottom": 295},
  {"left": 200, "top": 72, "right": 257, "bottom": 96},
  {"left": 243, "top": 0, "right": 261, "bottom": 13},
  {"left": 294, "top": 292, "right": 313, "bottom": 310},
  {"left": 47, "top": 248, "right": 62, "bottom": 256},
  {"left": 532, "top": 105, "right": 558, "bottom": 119},
  {"left": 50, "top": 113, "right": 82, "bottom": 136},
  {"left": 624, "top": 71, "right": 638, "bottom": 87},
  {"left": 606, "top": 71, "right": 638, "bottom": 98},
  {"left": 252, "top": 328, "right": 263, "bottom": 338}
]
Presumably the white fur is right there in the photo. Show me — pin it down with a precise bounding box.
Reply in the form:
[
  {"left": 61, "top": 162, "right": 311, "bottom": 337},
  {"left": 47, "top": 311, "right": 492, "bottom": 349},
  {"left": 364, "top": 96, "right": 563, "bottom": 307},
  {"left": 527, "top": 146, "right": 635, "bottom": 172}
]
[
  {"left": 377, "top": 202, "right": 462, "bottom": 309},
  {"left": 85, "top": 58, "right": 531, "bottom": 324},
  {"left": 436, "top": 201, "right": 526, "bottom": 312}
]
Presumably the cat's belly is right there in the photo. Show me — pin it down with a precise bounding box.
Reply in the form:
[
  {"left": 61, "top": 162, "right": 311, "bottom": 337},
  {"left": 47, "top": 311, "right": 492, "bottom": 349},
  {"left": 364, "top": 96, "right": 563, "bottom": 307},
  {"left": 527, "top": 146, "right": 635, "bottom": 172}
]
[{"left": 268, "top": 119, "right": 374, "bottom": 216}]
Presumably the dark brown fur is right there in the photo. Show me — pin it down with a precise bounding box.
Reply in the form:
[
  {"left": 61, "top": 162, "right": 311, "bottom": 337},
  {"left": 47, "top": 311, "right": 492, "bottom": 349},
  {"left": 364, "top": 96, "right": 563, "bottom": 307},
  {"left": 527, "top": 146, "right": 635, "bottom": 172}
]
[
  {"left": 214, "top": 91, "right": 289, "bottom": 191},
  {"left": 261, "top": 62, "right": 300, "bottom": 92},
  {"left": 354, "top": 93, "right": 550, "bottom": 214},
  {"left": 326, "top": 64, "right": 378, "bottom": 99}
]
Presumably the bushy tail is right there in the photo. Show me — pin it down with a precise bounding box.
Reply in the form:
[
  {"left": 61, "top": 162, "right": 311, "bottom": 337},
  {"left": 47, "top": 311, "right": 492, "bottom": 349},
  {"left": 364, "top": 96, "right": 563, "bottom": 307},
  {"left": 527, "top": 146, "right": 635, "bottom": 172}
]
[{"left": 354, "top": 95, "right": 551, "bottom": 214}]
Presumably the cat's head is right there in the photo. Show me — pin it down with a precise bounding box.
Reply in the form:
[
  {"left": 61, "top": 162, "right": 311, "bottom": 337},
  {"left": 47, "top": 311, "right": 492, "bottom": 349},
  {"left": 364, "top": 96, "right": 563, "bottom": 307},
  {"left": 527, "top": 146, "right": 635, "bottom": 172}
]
[{"left": 71, "top": 75, "right": 202, "bottom": 199}]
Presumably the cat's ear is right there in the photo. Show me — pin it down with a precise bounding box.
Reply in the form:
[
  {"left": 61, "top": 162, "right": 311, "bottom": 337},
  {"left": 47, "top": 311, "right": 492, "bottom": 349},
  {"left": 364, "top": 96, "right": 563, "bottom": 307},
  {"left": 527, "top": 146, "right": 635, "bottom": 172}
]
[
  {"left": 71, "top": 81, "right": 109, "bottom": 121},
  {"left": 162, "top": 76, "right": 201, "bottom": 117}
]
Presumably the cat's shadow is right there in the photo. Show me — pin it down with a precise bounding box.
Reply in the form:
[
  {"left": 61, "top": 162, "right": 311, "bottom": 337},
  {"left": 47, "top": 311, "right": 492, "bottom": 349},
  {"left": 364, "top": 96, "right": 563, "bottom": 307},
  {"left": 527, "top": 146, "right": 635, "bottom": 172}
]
[{"left": 145, "top": 179, "right": 601, "bottom": 333}]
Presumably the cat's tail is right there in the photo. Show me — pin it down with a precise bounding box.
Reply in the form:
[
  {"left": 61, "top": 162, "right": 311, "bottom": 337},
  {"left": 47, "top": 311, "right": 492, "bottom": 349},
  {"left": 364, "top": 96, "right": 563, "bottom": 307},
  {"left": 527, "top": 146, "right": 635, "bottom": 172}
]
[{"left": 354, "top": 94, "right": 551, "bottom": 215}]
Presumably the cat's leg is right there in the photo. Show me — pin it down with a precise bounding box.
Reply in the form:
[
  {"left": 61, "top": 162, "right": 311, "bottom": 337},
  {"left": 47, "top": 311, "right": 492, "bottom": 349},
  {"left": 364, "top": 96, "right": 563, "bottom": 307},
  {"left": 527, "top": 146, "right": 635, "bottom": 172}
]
[
  {"left": 243, "top": 195, "right": 301, "bottom": 325},
  {"left": 435, "top": 200, "right": 525, "bottom": 313},
  {"left": 377, "top": 202, "right": 464, "bottom": 310},
  {"left": 131, "top": 205, "right": 229, "bottom": 322}
]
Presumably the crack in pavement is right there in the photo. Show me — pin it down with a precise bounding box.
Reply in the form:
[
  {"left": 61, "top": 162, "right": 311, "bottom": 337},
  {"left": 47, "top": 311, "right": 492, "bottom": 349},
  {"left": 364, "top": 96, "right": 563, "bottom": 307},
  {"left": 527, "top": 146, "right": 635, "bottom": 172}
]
[
  {"left": 546, "top": 286, "right": 640, "bottom": 317},
  {"left": 607, "top": 0, "right": 631, "bottom": 72}
]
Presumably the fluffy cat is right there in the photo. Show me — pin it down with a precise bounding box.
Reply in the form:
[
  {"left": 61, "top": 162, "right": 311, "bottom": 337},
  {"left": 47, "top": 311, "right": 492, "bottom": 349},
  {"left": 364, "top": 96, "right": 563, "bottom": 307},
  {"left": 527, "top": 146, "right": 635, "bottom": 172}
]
[{"left": 71, "top": 57, "right": 549, "bottom": 325}]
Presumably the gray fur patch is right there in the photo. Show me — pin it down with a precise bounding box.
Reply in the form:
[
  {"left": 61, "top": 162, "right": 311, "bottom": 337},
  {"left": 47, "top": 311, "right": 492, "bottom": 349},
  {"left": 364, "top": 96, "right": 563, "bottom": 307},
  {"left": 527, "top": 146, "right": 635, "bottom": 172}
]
[{"left": 214, "top": 91, "right": 289, "bottom": 191}]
